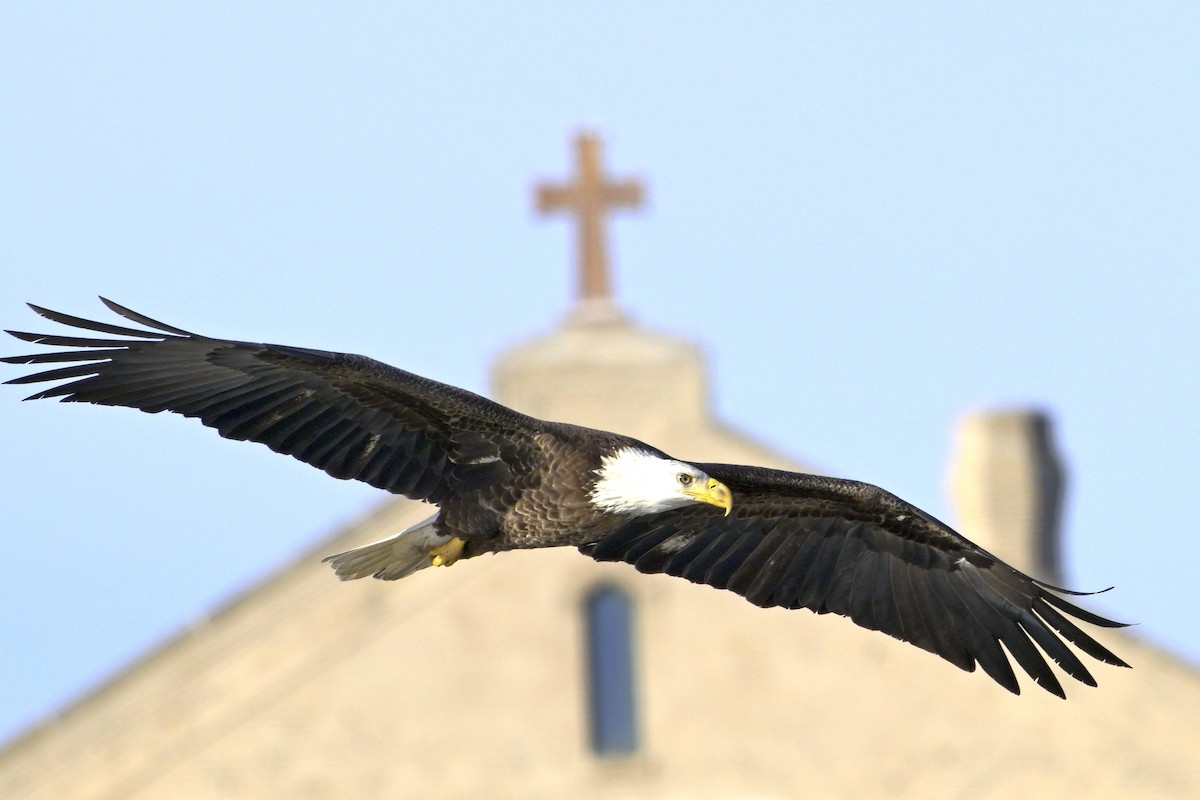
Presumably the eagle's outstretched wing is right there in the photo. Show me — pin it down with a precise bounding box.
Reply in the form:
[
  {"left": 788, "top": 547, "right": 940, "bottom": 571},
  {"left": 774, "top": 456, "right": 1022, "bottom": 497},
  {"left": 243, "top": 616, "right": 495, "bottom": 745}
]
[
  {"left": 584, "top": 463, "right": 1129, "bottom": 697},
  {"left": 3, "top": 299, "right": 543, "bottom": 503}
]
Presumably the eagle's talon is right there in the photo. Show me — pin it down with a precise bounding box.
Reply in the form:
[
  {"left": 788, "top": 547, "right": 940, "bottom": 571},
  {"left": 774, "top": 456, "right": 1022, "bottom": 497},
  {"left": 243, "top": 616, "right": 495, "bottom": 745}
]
[{"left": 429, "top": 536, "right": 466, "bottom": 567}]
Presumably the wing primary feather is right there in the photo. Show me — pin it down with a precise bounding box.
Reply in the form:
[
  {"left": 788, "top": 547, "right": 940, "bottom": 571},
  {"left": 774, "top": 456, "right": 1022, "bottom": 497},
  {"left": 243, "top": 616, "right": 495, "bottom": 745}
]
[
  {"left": 1031, "top": 577, "right": 1115, "bottom": 597},
  {"left": 2, "top": 348, "right": 130, "bottom": 366},
  {"left": 26, "top": 304, "right": 170, "bottom": 339},
  {"left": 951, "top": 568, "right": 1064, "bottom": 697},
  {"left": 5, "top": 362, "right": 105, "bottom": 386},
  {"left": 1039, "top": 591, "right": 1130, "bottom": 629},
  {"left": 1017, "top": 616, "right": 1096, "bottom": 687},
  {"left": 928, "top": 569, "right": 1021, "bottom": 694},
  {"left": 17, "top": 380, "right": 94, "bottom": 401},
  {"left": 1032, "top": 599, "right": 1130, "bottom": 668},
  {"left": 99, "top": 297, "right": 197, "bottom": 336},
  {"left": 2, "top": 331, "right": 138, "bottom": 348},
  {"left": 69, "top": 368, "right": 247, "bottom": 411}
]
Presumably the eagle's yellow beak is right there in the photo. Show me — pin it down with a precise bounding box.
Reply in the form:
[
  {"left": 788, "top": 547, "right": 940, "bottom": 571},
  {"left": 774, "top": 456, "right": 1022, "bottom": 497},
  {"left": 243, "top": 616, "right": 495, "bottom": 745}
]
[{"left": 684, "top": 477, "right": 733, "bottom": 516}]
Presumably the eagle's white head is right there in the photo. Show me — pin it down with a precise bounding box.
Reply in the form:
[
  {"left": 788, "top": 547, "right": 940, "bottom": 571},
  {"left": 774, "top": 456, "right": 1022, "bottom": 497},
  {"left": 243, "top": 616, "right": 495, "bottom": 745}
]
[{"left": 590, "top": 447, "right": 733, "bottom": 517}]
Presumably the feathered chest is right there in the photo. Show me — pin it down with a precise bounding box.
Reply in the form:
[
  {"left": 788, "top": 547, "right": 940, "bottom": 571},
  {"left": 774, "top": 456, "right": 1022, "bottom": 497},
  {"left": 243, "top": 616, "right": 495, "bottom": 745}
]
[{"left": 494, "top": 434, "right": 615, "bottom": 548}]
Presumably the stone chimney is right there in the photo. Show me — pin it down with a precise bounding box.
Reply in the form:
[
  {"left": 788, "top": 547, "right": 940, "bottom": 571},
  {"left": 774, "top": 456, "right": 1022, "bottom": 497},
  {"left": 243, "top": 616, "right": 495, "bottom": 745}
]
[{"left": 947, "top": 409, "right": 1065, "bottom": 582}]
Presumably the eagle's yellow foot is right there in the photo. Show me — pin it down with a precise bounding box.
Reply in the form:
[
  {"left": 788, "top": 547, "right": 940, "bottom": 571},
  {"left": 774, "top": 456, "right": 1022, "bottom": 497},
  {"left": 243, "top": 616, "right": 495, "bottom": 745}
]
[{"left": 429, "top": 536, "right": 466, "bottom": 567}]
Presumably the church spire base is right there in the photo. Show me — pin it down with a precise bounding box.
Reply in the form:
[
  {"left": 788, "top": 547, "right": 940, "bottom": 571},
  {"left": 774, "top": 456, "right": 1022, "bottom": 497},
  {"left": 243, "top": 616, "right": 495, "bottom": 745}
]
[{"left": 564, "top": 297, "right": 629, "bottom": 327}]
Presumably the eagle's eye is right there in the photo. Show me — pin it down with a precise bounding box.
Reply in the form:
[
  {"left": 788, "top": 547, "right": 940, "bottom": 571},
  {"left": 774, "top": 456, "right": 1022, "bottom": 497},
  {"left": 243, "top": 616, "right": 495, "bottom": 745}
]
[{"left": 677, "top": 473, "right": 694, "bottom": 486}]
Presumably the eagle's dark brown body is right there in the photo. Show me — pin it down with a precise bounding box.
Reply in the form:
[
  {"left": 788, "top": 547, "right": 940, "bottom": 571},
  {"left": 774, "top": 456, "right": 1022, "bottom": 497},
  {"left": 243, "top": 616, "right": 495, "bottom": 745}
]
[
  {"left": 3, "top": 299, "right": 1130, "bottom": 698},
  {"left": 441, "top": 423, "right": 660, "bottom": 558}
]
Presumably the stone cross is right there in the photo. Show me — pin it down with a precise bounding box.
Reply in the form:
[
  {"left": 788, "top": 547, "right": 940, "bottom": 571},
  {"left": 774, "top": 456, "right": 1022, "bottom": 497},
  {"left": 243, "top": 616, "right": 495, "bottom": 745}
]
[{"left": 536, "top": 132, "right": 645, "bottom": 303}]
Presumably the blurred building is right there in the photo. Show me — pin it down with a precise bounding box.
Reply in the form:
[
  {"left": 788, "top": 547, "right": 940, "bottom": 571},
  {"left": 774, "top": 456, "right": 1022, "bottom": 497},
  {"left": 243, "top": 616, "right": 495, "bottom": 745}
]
[{"left": 1, "top": 134, "right": 1197, "bottom": 799}]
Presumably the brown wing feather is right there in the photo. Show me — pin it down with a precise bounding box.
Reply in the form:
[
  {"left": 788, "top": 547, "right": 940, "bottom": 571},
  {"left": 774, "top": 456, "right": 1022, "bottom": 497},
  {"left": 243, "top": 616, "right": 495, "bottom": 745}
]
[
  {"left": 584, "top": 462, "right": 1129, "bottom": 697},
  {"left": 3, "top": 298, "right": 546, "bottom": 504}
]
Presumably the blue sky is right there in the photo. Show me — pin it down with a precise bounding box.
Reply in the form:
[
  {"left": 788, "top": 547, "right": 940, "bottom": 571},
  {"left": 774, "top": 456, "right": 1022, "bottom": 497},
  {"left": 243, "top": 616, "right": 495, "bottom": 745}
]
[{"left": 2, "top": 4, "right": 1197, "bottom": 743}]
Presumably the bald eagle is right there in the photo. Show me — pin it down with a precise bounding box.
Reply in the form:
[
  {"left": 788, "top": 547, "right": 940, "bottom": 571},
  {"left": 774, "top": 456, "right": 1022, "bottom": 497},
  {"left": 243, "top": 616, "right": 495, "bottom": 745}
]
[{"left": 4, "top": 299, "right": 1128, "bottom": 697}]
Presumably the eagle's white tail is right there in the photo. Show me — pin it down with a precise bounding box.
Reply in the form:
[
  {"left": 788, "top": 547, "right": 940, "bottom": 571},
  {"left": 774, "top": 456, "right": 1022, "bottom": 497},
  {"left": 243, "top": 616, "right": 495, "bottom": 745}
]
[{"left": 322, "top": 514, "right": 448, "bottom": 581}]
